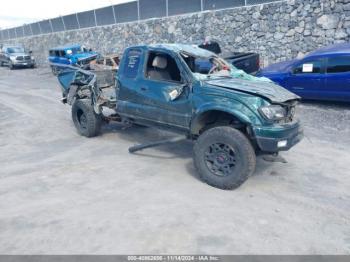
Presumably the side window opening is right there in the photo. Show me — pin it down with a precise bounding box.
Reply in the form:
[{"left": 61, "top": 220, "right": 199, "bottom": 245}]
[
  {"left": 146, "top": 52, "right": 181, "bottom": 83},
  {"left": 106, "top": 58, "right": 113, "bottom": 66},
  {"left": 96, "top": 58, "right": 104, "bottom": 65},
  {"left": 293, "top": 60, "right": 323, "bottom": 74},
  {"left": 327, "top": 56, "right": 350, "bottom": 73}
]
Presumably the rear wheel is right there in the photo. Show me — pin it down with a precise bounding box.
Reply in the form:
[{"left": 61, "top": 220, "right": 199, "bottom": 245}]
[
  {"left": 71, "top": 99, "right": 102, "bottom": 137},
  {"left": 193, "top": 126, "right": 256, "bottom": 190}
]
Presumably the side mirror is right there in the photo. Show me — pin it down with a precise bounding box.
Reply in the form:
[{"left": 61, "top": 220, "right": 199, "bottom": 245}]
[
  {"left": 168, "top": 88, "right": 182, "bottom": 101},
  {"left": 29, "top": 51, "right": 33, "bottom": 54},
  {"left": 167, "top": 83, "right": 189, "bottom": 101}
]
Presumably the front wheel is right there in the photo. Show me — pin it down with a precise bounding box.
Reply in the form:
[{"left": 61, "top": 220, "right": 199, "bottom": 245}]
[
  {"left": 9, "top": 62, "right": 14, "bottom": 70},
  {"left": 193, "top": 126, "right": 256, "bottom": 190},
  {"left": 71, "top": 99, "right": 102, "bottom": 137}
]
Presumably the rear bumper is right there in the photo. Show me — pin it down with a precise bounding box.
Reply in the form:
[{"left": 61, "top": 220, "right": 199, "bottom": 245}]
[{"left": 253, "top": 120, "right": 303, "bottom": 153}]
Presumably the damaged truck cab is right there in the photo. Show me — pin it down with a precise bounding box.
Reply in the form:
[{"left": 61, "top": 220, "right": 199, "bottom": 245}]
[{"left": 58, "top": 44, "right": 303, "bottom": 190}]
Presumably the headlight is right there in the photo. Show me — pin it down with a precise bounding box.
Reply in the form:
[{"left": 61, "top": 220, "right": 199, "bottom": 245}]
[
  {"left": 259, "top": 105, "right": 287, "bottom": 121},
  {"left": 9, "top": 56, "right": 17, "bottom": 61},
  {"left": 31, "top": 56, "right": 35, "bottom": 60}
]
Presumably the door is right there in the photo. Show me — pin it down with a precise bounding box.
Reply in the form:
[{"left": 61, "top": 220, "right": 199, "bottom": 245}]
[
  {"left": 138, "top": 50, "right": 192, "bottom": 128},
  {"left": 325, "top": 55, "right": 350, "bottom": 102},
  {"left": 50, "top": 50, "right": 62, "bottom": 64},
  {"left": 117, "top": 49, "right": 192, "bottom": 129},
  {"left": 284, "top": 58, "right": 326, "bottom": 99}
]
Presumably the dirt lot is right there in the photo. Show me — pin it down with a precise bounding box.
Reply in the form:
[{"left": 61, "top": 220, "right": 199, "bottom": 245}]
[{"left": 0, "top": 66, "right": 350, "bottom": 254}]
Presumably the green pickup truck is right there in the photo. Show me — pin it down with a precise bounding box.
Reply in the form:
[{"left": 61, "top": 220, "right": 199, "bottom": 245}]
[{"left": 56, "top": 44, "right": 303, "bottom": 190}]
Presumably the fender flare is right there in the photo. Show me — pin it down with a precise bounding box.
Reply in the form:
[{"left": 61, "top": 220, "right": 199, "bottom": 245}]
[{"left": 190, "top": 102, "right": 261, "bottom": 135}]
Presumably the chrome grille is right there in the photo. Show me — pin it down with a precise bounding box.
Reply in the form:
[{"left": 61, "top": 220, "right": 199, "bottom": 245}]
[{"left": 16, "top": 56, "right": 31, "bottom": 61}]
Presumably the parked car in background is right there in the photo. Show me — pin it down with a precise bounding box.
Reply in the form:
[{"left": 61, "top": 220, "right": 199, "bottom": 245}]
[
  {"left": 90, "top": 54, "right": 120, "bottom": 71},
  {"left": 198, "top": 41, "right": 260, "bottom": 74},
  {"left": 257, "top": 43, "right": 350, "bottom": 102},
  {"left": 0, "top": 45, "right": 36, "bottom": 69},
  {"left": 48, "top": 44, "right": 99, "bottom": 75}
]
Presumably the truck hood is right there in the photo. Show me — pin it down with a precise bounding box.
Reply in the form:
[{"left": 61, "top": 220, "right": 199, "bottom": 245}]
[{"left": 206, "top": 78, "right": 299, "bottom": 103}]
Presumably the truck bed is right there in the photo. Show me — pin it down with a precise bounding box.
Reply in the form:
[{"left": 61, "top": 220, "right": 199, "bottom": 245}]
[{"left": 224, "top": 52, "right": 260, "bottom": 75}]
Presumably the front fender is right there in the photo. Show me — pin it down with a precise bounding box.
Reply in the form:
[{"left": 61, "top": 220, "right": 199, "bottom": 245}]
[{"left": 190, "top": 100, "right": 262, "bottom": 134}]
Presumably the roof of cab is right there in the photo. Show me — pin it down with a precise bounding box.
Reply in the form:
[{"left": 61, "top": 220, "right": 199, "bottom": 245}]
[
  {"left": 49, "top": 44, "right": 81, "bottom": 51},
  {"left": 130, "top": 43, "right": 216, "bottom": 57},
  {"left": 306, "top": 43, "right": 350, "bottom": 57}
]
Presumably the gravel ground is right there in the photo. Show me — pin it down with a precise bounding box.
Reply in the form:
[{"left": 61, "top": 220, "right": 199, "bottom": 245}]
[{"left": 0, "top": 66, "right": 350, "bottom": 254}]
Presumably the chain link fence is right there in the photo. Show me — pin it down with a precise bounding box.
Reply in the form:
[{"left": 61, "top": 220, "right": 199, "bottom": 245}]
[{"left": 0, "top": 0, "right": 281, "bottom": 41}]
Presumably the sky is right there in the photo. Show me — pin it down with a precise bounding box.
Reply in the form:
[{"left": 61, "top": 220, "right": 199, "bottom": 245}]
[{"left": 0, "top": 0, "right": 132, "bottom": 29}]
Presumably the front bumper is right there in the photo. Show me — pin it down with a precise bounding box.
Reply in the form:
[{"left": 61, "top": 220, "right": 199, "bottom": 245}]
[
  {"left": 12, "top": 60, "right": 35, "bottom": 66},
  {"left": 253, "top": 120, "right": 303, "bottom": 153}
]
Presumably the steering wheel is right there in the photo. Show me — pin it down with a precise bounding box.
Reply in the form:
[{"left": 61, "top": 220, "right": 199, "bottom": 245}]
[{"left": 208, "top": 65, "right": 218, "bottom": 75}]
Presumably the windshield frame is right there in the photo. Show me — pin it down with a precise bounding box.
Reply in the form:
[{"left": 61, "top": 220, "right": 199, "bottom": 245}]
[{"left": 179, "top": 51, "right": 233, "bottom": 81}]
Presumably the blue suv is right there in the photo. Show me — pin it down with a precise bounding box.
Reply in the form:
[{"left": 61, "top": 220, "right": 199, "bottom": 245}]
[
  {"left": 257, "top": 43, "right": 350, "bottom": 102},
  {"left": 48, "top": 44, "right": 98, "bottom": 75}
]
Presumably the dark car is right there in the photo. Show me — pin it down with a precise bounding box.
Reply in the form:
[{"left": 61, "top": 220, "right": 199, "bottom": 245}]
[
  {"left": 198, "top": 41, "right": 260, "bottom": 74},
  {"left": 257, "top": 43, "right": 350, "bottom": 102},
  {"left": 54, "top": 44, "right": 302, "bottom": 190},
  {"left": 0, "top": 46, "right": 36, "bottom": 69}
]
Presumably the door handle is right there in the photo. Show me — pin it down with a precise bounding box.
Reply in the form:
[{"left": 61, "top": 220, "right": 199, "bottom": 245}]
[{"left": 140, "top": 86, "right": 148, "bottom": 91}]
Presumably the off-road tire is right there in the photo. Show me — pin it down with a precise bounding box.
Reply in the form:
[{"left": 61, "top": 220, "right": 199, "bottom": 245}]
[
  {"left": 193, "top": 126, "right": 256, "bottom": 190},
  {"left": 71, "top": 99, "right": 102, "bottom": 137}
]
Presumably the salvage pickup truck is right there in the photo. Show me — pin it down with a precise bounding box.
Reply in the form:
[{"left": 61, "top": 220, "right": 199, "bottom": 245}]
[{"left": 55, "top": 44, "right": 303, "bottom": 190}]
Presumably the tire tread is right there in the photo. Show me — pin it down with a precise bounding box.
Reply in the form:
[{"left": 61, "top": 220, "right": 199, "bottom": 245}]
[{"left": 193, "top": 126, "right": 256, "bottom": 190}]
